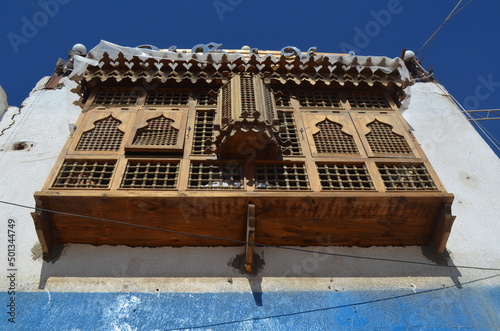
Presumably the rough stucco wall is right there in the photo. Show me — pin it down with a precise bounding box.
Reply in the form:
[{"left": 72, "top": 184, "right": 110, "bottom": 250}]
[
  {"left": 0, "top": 79, "right": 498, "bottom": 329},
  {"left": 0, "top": 77, "right": 82, "bottom": 290},
  {"left": 403, "top": 82, "right": 500, "bottom": 265},
  {"left": 0, "top": 86, "right": 8, "bottom": 120}
]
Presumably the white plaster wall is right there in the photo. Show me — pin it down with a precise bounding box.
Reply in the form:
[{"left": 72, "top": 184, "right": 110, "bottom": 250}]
[
  {"left": 0, "top": 79, "right": 498, "bottom": 295},
  {"left": 403, "top": 82, "right": 500, "bottom": 266},
  {"left": 0, "top": 77, "right": 81, "bottom": 290},
  {"left": 0, "top": 86, "right": 8, "bottom": 120}
]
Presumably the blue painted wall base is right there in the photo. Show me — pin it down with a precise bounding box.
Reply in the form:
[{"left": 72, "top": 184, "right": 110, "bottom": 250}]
[{"left": 2, "top": 287, "right": 499, "bottom": 330}]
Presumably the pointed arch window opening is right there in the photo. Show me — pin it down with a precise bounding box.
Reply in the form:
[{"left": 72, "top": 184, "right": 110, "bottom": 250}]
[
  {"left": 313, "top": 119, "right": 358, "bottom": 154},
  {"left": 76, "top": 115, "right": 125, "bottom": 151},
  {"left": 365, "top": 120, "right": 412, "bottom": 154},
  {"left": 133, "top": 115, "right": 179, "bottom": 146}
]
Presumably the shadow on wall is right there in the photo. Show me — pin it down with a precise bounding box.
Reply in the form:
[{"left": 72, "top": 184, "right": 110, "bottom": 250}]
[{"left": 37, "top": 243, "right": 462, "bottom": 289}]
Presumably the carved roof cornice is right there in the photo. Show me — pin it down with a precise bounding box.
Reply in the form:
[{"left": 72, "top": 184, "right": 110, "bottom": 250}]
[{"left": 78, "top": 42, "right": 410, "bottom": 88}]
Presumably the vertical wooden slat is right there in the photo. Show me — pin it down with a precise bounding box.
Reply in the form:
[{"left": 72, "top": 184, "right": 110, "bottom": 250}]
[{"left": 245, "top": 204, "right": 256, "bottom": 273}]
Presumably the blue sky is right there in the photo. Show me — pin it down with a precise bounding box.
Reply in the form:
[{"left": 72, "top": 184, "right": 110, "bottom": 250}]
[{"left": 1, "top": 0, "right": 499, "bottom": 155}]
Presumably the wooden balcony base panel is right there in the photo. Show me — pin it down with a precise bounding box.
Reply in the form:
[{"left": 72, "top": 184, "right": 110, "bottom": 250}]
[{"left": 33, "top": 192, "right": 455, "bottom": 263}]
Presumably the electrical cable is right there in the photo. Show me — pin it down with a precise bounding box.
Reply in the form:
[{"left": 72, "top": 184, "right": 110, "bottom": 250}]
[
  {"left": 460, "top": 111, "right": 500, "bottom": 151},
  {"left": 448, "top": 0, "right": 475, "bottom": 20},
  {"left": 436, "top": 84, "right": 500, "bottom": 151},
  {"left": 1, "top": 199, "right": 499, "bottom": 272},
  {"left": 26, "top": 0, "right": 68, "bottom": 53},
  {"left": 416, "top": 0, "right": 463, "bottom": 56},
  {"left": 168, "top": 273, "right": 500, "bottom": 330},
  {"left": 473, "top": 122, "right": 500, "bottom": 147},
  {"left": 403, "top": 0, "right": 492, "bottom": 150},
  {"left": 416, "top": 0, "right": 475, "bottom": 60},
  {"left": 40, "top": 0, "right": 70, "bottom": 51},
  {"left": 464, "top": 109, "right": 500, "bottom": 146},
  {"left": 419, "top": 35, "right": 438, "bottom": 63},
  {"left": 450, "top": 99, "right": 500, "bottom": 150},
  {"left": 459, "top": 107, "right": 500, "bottom": 144}
]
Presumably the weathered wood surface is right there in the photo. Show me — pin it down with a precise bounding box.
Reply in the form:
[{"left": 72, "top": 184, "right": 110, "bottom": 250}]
[
  {"left": 245, "top": 203, "right": 256, "bottom": 273},
  {"left": 34, "top": 192, "right": 454, "bottom": 257}
]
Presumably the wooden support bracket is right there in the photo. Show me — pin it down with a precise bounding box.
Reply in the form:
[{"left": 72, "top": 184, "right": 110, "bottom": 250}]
[
  {"left": 31, "top": 198, "right": 61, "bottom": 261},
  {"left": 245, "top": 203, "right": 256, "bottom": 273},
  {"left": 432, "top": 203, "right": 456, "bottom": 254}
]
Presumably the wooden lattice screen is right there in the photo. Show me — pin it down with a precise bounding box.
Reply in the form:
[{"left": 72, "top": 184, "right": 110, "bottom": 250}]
[
  {"left": 197, "top": 89, "right": 217, "bottom": 106},
  {"left": 121, "top": 160, "right": 179, "bottom": 189},
  {"left": 52, "top": 160, "right": 116, "bottom": 188},
  {"left": 240, "top": 75, "right": 257, "bottom": 117},
  {"left": 317, "top": 163, "right": 374, "bottom": 191},
  {"left": 313, "top": 119, "right": 358, "bottom": 154},
  {"left": 192, "top": 110, "right": 215, "bottom": 154},
  {"left": 146, "top": 89, "right": 190, "bottom": 106},
  {"left": 94, "top": 88, "right": 139, "bottom": 105},
  {"left": 76, "top": 116, "right": 124, "bottom": 151},
  {"left": 188, "top": 162, "right": 244, "bottom": 190},
  {"left": 378, "top": 164, "right": 438, "bottom": 191},
  {"left": 255, "top": 162, "right": 310, "bottom": 190},
  {"left": 220, "top": 82, "right": 232, "bottom": 120},
  {"left": 278, "top": 112, "right": 302, "bottom": 155},
  {"left": 297, "top": 91, "right": 341, "bottom": 108},
  {"left": 347, "top": 92, "right": 390, "bottom": 109},
  {"left": 274, "top": 91, "right": 291, "bottom": 107},
  {"left": 133, "top": 116, "right": 179, "bottom": 146},
  {"left": 366, "top": 120, "right": 412, "bottom": 154}
]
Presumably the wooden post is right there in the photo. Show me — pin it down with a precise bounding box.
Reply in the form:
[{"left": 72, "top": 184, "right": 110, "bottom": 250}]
[
  {"left": 432, "top": 203, "right": 456, "bottom": 254},
  {"left": 245, "top": 204, "right": 256, "bottom": 273},
  {"left": 31, "top": 198, "right": 61, "bottom": 261}
]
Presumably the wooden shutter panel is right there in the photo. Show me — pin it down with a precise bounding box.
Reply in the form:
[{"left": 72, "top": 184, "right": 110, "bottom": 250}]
[
  {"left": 351, "top": 113, "right": 420, "bottom": 158},
  {"left": 69, "top": 110, "right": 132, "bottom": 154},
  {"left": 125, "top": 110, "right": 187, "bottom": 153},
  {"left": 303, "top": 113, "right": 366, "bottom": 157}
]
